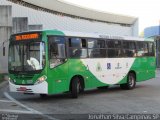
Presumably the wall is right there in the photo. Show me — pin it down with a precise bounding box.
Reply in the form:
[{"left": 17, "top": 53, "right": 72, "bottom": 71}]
[
  {"left": 144, "top": 26, "right": 160, "bottom": 38},
  {"left": 28, "top": 24, "right": 43, "bottom": 31},
  {"left": 12, "top": 17, "right": 28, "bottom": 33},
  {"left": 0, "top": 5, "right": 12, "bottom": 73}
]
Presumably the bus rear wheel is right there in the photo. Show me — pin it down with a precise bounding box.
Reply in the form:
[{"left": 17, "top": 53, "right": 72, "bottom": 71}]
[
  {"left": 120, "top": 72, "right": 136, "bottom": 90},
  {"left": 70, "top": 77, "right": 82, "bottom": 98}
]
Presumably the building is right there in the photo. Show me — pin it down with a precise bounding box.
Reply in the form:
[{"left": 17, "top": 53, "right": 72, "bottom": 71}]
[
  {"left": 0, "top": 0, "right": 139, "bottom": 73},
  {"left": 144, "top": 26, "right": 160, "bottom": 67},
  {"left": 144, "top": 26, "right": 160, "bottom": 38}
]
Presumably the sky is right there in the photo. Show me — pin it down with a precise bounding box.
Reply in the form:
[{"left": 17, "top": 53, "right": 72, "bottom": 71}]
[{"left": 63, "top": 0, "right": 160, "bottom": 33}]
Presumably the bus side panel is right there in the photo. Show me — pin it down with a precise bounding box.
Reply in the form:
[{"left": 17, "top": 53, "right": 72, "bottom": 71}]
[
  {"left": 131, "top": 57, "right": 147, "bottom": 81},
  {"left": 118, "top": 75, "right": 128, "bottom": 84},
  {"left": 48, "top": 62, "right": 69, "bottom": 94},
  {"left": 147, "top": 57, "right": 156, "bottom": 79},
  {"left": 131, "top": 57, "right": 156, "bottom": 82},
  {"left": 68, "top": 59, "right": 94, "bottom": 89},
  {"left": 68, "top": 59, "right": 109, "bottom": 89}
]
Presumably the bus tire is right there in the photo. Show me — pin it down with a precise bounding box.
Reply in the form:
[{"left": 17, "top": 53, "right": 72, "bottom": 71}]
[
  {"left": 120, "top": 72, "right": 136, "bottom": 90},
  {"left": 79, "top": 76, "right": 85, "bottom": 93},
  {"left": 70, "top": 77, "right": 81, "bottom": 98}
]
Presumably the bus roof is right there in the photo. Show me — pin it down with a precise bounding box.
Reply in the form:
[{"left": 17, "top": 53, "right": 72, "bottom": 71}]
[
  {"left": 44, "top": 29, "right": 153, "bottom": 42},
  {"left": 63, "top": 31, "right": 146, "bottom": 41},
  {"left": 11, "top": 29, "right": 154, "bottom": 42}
]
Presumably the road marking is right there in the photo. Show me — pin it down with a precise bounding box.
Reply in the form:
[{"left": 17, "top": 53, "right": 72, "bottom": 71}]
[
  {"left": 0, "top": 109, "right": 33, "bottom": 114},
  {"left": 0, "top": 99, "right": 13, "bottom": 103},
  {"left": 4, "top": 92, "right": 58, "bottom": 120}
]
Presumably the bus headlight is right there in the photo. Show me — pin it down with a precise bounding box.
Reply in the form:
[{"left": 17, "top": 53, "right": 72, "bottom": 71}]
[
  {"left": 35, "top": 75, "right": 47, "bottom": 85},
  {"left": 9, "top": 77, "right": 16, "bottom": 84}
]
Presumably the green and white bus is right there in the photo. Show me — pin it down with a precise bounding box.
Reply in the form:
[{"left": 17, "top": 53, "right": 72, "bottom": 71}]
[{"left": 8, "top": 30, "right": 156, "bottom": 98}]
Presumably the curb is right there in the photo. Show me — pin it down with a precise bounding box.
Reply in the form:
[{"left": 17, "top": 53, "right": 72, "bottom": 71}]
[{"left": 0, "top": 80, "right": 8, "bottom": 89}]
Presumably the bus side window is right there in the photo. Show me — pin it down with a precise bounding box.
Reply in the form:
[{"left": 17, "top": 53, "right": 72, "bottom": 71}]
[
  {"left": 68, "top": 38, "right": 87, "bottom": 58},
  {"left": 107, "top": 40, "right": 123, "bottom": 58},
  {"left": 136, "top": 42, "right": 149, "bottom": 57},
  {"left": 123, "top": 41, "right": 136, "bottom": 57},
  {"left": 136, "top": 42, "right": 143, "bottom": 57},
  {"left": 48, "top": 36, "right": 66, "bottom": 68},
  {"left": 144, "top": 42, "right": 149, "bottom": 56},
  {"left": 88, "top": 39, "right": 106, "bottom": 58},
  {"left": 107, "top": 40, "right": 115, "bottom": 58},
  {"left": 148, "top": 42, "right": 154, "bottom": 56}
]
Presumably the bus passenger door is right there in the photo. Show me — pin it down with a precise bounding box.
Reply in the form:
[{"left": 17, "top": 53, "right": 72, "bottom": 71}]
[
  {"left": 136, "top": 42, "right": 152, "bottom": 81},
  {"left": 147, "top": 42, "right": 156, "bottom": 79},
  {"left": 48, "top": 36, "right": 68, "bottom": 94}
]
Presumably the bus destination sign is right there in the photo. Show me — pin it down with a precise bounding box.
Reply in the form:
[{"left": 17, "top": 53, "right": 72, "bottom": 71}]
[{"left": 15, "top": 33, "right": 39, "bottom": 41}]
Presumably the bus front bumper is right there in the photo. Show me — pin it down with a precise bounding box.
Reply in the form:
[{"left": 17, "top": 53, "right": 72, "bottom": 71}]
[{"left": 9, "top": 81, "right": 48, "bottom": 94}]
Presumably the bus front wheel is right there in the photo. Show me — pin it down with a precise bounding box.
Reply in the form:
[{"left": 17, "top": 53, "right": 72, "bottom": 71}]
[
  {"left": 120, "top": 72, "right": 136, "bottom": 90},
  {"left": 70, "top": 77, "right": 81, "bottom": 98}
]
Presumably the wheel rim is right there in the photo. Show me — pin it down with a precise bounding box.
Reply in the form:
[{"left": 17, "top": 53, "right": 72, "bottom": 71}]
[{"left": 129, "top": 75, "right": 135, "bottom": 87}]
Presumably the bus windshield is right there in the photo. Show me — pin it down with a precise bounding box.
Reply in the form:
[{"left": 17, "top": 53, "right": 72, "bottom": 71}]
[{"left": 9, "top": 41, "right": 45, "bottom": 73}]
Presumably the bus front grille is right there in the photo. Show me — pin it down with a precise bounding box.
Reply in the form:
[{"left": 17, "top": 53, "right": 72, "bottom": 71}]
[{"left": 14, "top": 74, "right": 34, "bottom": 80}]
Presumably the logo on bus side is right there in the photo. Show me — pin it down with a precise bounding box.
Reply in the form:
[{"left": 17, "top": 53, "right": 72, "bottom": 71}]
[
  {"left": 115, "top": 63, "right": 122, "bottom": 69},
  {"left": 107, "top": 63, "right": 111, "bottom": 70},
  {"left": 126, "top": 62, "right": 129, "bottom": 68},
  {"left": 96, "top": 62, "right": 102, "bottom": 72}
]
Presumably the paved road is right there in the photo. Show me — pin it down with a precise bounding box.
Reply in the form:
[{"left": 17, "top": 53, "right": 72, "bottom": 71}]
[{"left": 0, "top": 70, "right": 160, "bottom": 120}]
